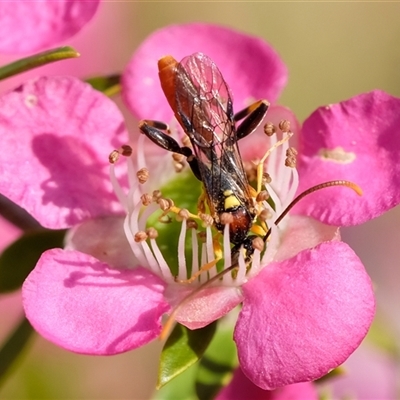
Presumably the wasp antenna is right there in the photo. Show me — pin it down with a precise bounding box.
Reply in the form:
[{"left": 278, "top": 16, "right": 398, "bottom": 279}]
[
  {"left": 273, "top": 180, "right": 363, "bottom": 227},
  {"left": 159, "top": 262, "right": 240, "bottom": 341}
]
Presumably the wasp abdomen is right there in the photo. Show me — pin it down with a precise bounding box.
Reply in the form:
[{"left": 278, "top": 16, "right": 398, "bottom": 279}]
[{"left": 215, "top": 190, "right": 253, "bottom": 245}]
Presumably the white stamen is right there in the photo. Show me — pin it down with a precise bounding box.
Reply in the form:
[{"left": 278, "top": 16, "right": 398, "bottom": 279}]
[
  {"left": 108, "top": 121, "right": 299, "bottom": 302},
  {"left": 140, "top": 239, "right": 160, "bottom": 274},
  {"left": 205, "top": 225, "right": 214, "bottom": 263},
  {"left": 200, "top": 243, "right": 208, "bottom": 284},
  {"left": 266, "top": 132, "right": 277, "bottom": 181},
  {"left": 109, "top": 163, "right": 128, "bottom": 211},
  {"left": 177, "top": 219, "right": 187, "bottom": 279},
  {"left": 191, "top": 228, "right": 199, "bottom": 280},
  {"left": 223, "top": 223, "right": 232, "bottom": 272},
  {"left": 138, "top": 203, "right": 158, "bottom": 231},
  {"left": 136, "top": 134, "right": 147, "bottom": 171},
  {"left": 236, "top": 250, "right": 247, "bottom": 284},
  {"left": 149, "top": 238, "right": 172, "bottom": 281},
  {"left": 265, "top": 183, "right": 282, "bottom": 217},
  {"left": 283, "top": 168, "right": 299, "bottom": 210},
  {"left": 123, "top": 213, "right": 146, "bottom": 266}
]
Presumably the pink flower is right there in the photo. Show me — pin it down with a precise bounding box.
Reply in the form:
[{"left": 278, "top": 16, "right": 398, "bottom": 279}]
[
  {"left": 0, "top": 23, "right": 398, "bottom": 390},
  {"left": 0, "top": 0, "right": 100, "bottom": 55},
  {"left": 319, "top": 341, "right": 398, "bottom": 400},
  {"left": 216, "top": 367, "right": 318, "bottom": 400}
]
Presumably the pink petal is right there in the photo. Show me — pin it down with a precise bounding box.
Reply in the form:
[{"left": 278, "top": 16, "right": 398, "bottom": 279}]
[
  {"left": 327, "top": 342, "right": 398, "bottom": 400},
  {"left": 274, "top": 215, "right": 340, "bottom": 262},
  {"left": 0, "top": 216, "right": 21, "bottom": 250},
  {"left": 166, "top": 285, "right": 244, "bottom": 330},
  {"left": 295, "top": 90, "right": 400, "bottom": 226},
  {"left": 0, "top": 76, "right": 128, "bottom": 229},
  {"left": 234, "top": 241, "right": 375, "bottom": 390},
  {"left": 65, "top": 216, "right": 137, "bottom": 269},
  {"left": 22, "top": 248, "right": 170, "bottom": 354},
  {"left": 123, "top": 23, "right": 287, "bottom": 121},
  {"left": 0, "top": 1, "right": 99, "bottom": 54},
  {"left": 217, "top": 368, "right": 318, "bottom": 400}
]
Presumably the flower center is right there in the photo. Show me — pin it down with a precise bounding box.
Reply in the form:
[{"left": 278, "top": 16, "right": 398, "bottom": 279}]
[{"left": 109, "top": 120, "right": 299, "bottom": 288}]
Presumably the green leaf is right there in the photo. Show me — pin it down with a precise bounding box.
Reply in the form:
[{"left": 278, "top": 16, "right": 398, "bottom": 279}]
[
  {"left": 195, "top": 322, "right": 238, "bottom": 400},
  {"left": 85, "top": 74, "right": 121, "bottom": 96},
  {"left": 0, "top": 46, "right": 79, "bottom": 81},
  {"left": 147, "top": 171, "right": 202, "bottom": 276},
  {"left": 0, "top": 229, "right": 66, "bottom": 292},
  {"left": 152, "top": 363, "right": 198, "bottom": 400},
  {"left": 158, "top": 321, "right": 217, "bottom": 389},
  {"left": 0, "top": 317, "right": 34, "bottom": 385},
  {"left": 315, "top": 366, "right": 346, "bottom": 383}
]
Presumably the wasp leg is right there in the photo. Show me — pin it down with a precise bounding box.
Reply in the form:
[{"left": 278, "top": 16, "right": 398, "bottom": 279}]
[
  {"left": 235, "top": 100, "right": 270, "bottom": 140},
  {"left": 230, "top": 237, "right": 255, "bottom": 267},
  {"left": 139, "top": 120, "right": 182, "bottom": 153},
  {"left": 139, "top": 119, "right": 202, "bottom": 181}
]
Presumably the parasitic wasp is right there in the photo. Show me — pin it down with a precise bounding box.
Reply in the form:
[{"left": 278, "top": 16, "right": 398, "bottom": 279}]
[{"left": 139, "top": 52, "right": 269, "bottom": 267}]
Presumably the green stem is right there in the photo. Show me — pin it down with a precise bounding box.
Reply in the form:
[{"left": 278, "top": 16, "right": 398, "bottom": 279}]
[
  {"left": 0, "top": 317, "right": 34, "bottom": 384},
  {"left": 0, "top": 46, "right": 80, "bottom": 81}
]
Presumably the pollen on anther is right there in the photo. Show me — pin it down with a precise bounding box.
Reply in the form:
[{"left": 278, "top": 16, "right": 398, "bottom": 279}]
[
  {"left": 141, "top": 193, "right": 152, "bottom": 206},
  {"left": 256, "top": 190, "right": 270, "bottom": 202},
  {"left": 109, "top": 145, "right": 133, "bottom": 164},
  {"left": 174, "top": 162, "right": 184, "bottom": 173},
  {"left": 279, "top": 120, "right": 291, "bottom": 133},
  {"left": 200, "top": 213, "right": 214, "bottom": 227},
  {"left": 264, "top": 122, "right": 276, "bottom": 136},
  {"left": 182, "top": 135, "right": 192, "bottom": 148},
  {"left": 252, "top": 237, "right": 264, "bottom": 252},
  {"left": 137, "top": 167, "right": 149, "bottom": 184},
  {"left": 120, "top": 144, "right": 133, "bottom": 157},
  {"left": 134, "top": 231, "right": 148, "bottom": 242},
  {"left": 109, "top": 150, "right": 120, "bottom": 164},
  {"left": 178, "top": 209, "right": 190, "bottom": 220},
  {"left": 259, "top": 209, "right": 272, "bottom": 221},
  {"left": 187, "top": 218, "right": 198, "bottom": 230},
  {"left": 220, "top": 212, "right": 234, "bottom": 225},
  {"left": 262, "top": 173, "right": 272, "bottom": 185},
  {"left": 198, "top": 231, "right": 207, "bottom": 243},
  {"left": 152, "top": 190, "right": 162, "bottom": 201},
  {"left": 172, "top": 153, "right": 185, "bottom": 163},
  {"left": 146, "top": 227, "right": 158, "bottom": 239},
  {"left": 158, "top": 198, "right": 171, "bottom": 211}
]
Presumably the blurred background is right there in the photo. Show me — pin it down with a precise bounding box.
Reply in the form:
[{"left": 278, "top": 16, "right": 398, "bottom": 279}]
[{"left": 0, "top": 2, "right": 399, "bottom": 399}]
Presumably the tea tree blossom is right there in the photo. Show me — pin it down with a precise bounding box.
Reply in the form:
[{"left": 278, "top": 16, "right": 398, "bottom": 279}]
[
  {"left": 0, "top": 0, "right": 100, "bottom": 54},
  {"left": 216, "top": 368, "right": 318, "bottom": 400},
  {"left": 0, "top": 23, "right": 398, "bottom": 391}
]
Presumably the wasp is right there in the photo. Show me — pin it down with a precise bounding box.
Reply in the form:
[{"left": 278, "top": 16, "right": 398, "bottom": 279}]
[{"left": 139, "top": 52, "right": 269, "bottom": 261}]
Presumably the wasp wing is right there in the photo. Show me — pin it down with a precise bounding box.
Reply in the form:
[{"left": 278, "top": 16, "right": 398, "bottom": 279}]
[{"left": 174, "top": 53, "right": 252, "bottom": 213}]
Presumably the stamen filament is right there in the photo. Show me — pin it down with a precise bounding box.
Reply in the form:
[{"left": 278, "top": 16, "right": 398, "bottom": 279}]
[
  {"left": 178, "top": 219, "right": 187, "bottom": 279},
  {"left": 257, "top": 132, "right": 293, "bottom": 193},
  {"left": 109, "top": 164, "right": 128, "bottom": 211},
  {"left": 149, "top": 238, "right": 172, "bottom": 281}
]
